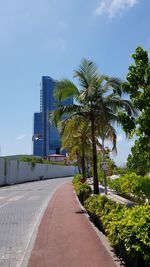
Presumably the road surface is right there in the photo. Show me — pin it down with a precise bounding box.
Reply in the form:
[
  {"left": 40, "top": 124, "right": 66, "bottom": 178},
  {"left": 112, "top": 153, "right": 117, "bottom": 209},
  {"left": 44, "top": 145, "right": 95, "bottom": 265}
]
[{"left": 0, "top": 177, "right": 71, "bottom": 267}]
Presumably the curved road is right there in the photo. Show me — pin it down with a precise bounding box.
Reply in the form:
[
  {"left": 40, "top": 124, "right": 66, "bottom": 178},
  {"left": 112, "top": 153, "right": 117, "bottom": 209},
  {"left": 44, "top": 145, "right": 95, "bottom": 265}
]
[{"left": 0, "top": 177, "right": 71, "bottom": 267}]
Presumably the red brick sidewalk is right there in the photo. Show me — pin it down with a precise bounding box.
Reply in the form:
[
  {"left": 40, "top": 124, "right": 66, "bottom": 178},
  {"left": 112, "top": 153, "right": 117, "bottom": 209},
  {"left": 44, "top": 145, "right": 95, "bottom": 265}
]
[{"left": 28, "top": 182, "right": 118, "bottom": 267}]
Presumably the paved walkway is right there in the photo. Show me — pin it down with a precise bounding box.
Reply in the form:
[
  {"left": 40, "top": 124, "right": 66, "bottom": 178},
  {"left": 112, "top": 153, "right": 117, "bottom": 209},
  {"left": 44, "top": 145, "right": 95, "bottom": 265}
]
[
  {"left": 0, "top": 178, "right": 71, "bottom": 267},
  {"left": 28, "top": 182, "right": 118, "bottom": 267}
]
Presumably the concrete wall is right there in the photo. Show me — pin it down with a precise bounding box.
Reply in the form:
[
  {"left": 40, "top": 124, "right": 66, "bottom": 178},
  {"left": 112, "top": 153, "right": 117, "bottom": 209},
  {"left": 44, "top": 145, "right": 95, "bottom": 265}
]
[
  {"left": 0, "top": 158, "right": 5, "bottom": 185},
  {"left": 0, "top": 158, "right": 76, "bottom": 186}
]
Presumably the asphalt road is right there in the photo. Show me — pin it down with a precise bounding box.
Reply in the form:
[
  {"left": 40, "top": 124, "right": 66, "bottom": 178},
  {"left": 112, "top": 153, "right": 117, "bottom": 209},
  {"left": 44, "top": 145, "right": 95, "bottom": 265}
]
[{"left": 0, "top": 177, "right": 72, "bottom": 267}]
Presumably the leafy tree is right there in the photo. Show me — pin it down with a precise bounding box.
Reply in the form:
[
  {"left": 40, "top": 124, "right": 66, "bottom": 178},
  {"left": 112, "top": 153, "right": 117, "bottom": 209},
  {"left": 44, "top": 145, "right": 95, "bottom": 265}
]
[
  {"left": 109, "top": 172, "right": 150, "bottom": 202},
  {"left": 123, "top": 47, "right": 150, "bottom": 175},
  {"left": 127, "top": 139, "right": 150, "bottom": 176},
  {"left": 53, "top": 59, "right": 135, "bottom": 194}
]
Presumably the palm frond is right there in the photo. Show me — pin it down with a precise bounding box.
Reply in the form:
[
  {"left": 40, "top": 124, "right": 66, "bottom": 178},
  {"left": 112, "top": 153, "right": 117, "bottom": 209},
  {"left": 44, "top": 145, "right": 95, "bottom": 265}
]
[
  {"left": 54, "top": 79, "right": 79, "bottom": 101},
  {"left": 74, "top": 59, "right": 100, "bottom": 90},
  {"left": 102, "top": 77, "right": 122, "bottom": 96},
  {"left": 52, "top": 104, "right": 82, "bottom": 126},
  {"left": 104, "top": 125, "right": 117, "bottom": 154},
  {"left": 119, "top": 99, "right": 138, "bottom": 116}
]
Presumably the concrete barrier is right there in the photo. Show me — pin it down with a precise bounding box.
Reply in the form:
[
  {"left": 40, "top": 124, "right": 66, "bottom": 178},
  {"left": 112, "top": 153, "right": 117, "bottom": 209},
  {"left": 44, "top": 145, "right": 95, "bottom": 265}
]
[
  {"left": 0, "top": 158, "right": 76, "bottom": 185},
  {"left": 0, "top": 158, "right": 5, "bottom": 185}
]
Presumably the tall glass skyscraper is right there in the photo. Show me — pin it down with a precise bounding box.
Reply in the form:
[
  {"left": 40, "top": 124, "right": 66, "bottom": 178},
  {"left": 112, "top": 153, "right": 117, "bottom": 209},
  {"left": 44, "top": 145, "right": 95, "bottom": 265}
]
[{"left": 33, "top": 76, "right": 73, "bottom": 157}]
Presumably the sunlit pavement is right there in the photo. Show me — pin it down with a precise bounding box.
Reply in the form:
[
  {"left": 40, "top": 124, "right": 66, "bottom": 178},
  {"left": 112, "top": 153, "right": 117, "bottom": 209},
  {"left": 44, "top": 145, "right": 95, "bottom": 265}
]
[
  {"left": 28, "top": 182, "right": 118, "bottom": 267},
  {"left": 0, "top": 177, "right": 71, "bottom": 267}
]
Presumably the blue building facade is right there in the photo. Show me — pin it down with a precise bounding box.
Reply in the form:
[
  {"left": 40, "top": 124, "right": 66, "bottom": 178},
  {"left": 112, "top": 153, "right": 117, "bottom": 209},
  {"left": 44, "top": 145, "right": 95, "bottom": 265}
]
[
  {"left": 33, "top": 112, "right": 43, "bottom": 156},
  {"left": 33, "top": 76, "right": 73, "bottom": 157}
]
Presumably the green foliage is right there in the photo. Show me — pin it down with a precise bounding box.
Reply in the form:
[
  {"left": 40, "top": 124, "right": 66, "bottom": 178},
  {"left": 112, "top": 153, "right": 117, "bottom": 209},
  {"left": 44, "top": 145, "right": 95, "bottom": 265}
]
[
  {"left": 53, "top": 58, "right": 135, "bottom": 194},
  {"left": 20, "top": 156, "right": 43, "bottom": 164},
  {"left": 20, "top": 156, "right": 68, "bottom": 166},
  {"left": 20, "top": 156, "right": 33, "bottom": 162},
  {"left": 72, "top": 174, "right": 82, "bottom": 185},
  {"left": 127, "top": 138, "right": 150, "bottom": 176},
  {"left": 74, "top": 182, "right": 92, "bottom": 204},
  {"left": 20, "top": 157, "right": 43, "bottom": 168},
  {"left": 84, "top": 195, "right": 123, "bottom": 229},
  {"left": 124, "top": 47, "right": 150, "bottom": 98},
  {"left": 123, "top": 46, "right": 150, "bottom": 175},
  {"left": 73, "top": 175, "right": 92, "bottom": 204},
  {"left": 112, "top": 166, "right": 127, "bottom": 175},
  {"left": 84, "top": 195, "right": 150, "bottom": 264},
  {"left": 60, "top": 116, "right": 92, "bottom": 178},
  {"left": 109, "top": 172, "right": 150, "bottom": 203},
  {"left": 97, "top": 164, "right": 104, "bottom": 185},
  {"left": 97, "top": 150, "right": 116, "bottom": 184},
  {"left": 84, "top": 195, "right": 110, "bottom": 217},
  {"left": 107, "top": 205, "right": 150, "bottom": 262},
  {"left": 118, "top": 112, "right": 136, "bottom": 134}
]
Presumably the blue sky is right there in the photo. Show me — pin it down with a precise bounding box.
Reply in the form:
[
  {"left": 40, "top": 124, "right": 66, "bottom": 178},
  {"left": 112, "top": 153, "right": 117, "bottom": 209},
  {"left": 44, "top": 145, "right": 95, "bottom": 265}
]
[{"left": 0, "top": 0, "right": 149, "bottom": 165}]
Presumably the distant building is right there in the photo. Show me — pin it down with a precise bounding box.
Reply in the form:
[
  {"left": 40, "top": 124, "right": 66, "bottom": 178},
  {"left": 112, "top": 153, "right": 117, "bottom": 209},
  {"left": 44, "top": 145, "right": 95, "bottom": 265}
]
[
  {"left": 33, "top": 76, "right": 73, "bottom": 157},
  {"left": 33, "top": 112, "right": 43, "bottom": 156},
  {"left": 47, "top": 154, "right": 66, "bottom": 162}
]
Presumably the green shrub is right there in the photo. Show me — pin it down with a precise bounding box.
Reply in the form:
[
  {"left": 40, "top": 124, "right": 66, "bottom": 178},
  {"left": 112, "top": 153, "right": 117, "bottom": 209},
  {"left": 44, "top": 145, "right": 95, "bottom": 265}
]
[
  {"left": 72, "top": 174, "right": 82, "bottom": 185},
  {"left": 20, "top": 156, "right": 44, "bottom": 164},
  {"left": 109, "top": 172, "right": 150, "bottom": 203},
  {"left": 84, "top": 195, "right": 112, "bottom": 217},
  {"left": 84, "top": 195, "right": 123, "bottom": 231},
  {"left": 20, "top": 156, "right": 33, "bottom": 163},
  {"left": 20, "top": 156, "right": 68, "bottom": 166},
  {"left": 73, "top": 177, "right": 92, "bottom": 204},
  {"left": 107, "top": 205, "right": 150, "bottom": 263},
  {"left": 132, "top": 175, "right": 150, "bottom": 202},
  {"left": 84, "top": 194, "right": 150, "bottom": 265},
  {"left": 108, "top": 178, "right": 122, "bottom": 193},
  {"left": 112, "top": 167, "right": 127, "bottom": 175}
]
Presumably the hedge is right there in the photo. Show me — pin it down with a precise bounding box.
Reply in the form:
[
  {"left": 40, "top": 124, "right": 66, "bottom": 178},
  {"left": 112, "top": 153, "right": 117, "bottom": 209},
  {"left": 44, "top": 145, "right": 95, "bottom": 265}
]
[
  {"left": 84, "top": 195, "right": 150, "bottom": 266},
  {"left": 108, "top": 172, "right": 150, "bottom": 203},
  {"left": 72, "top": 174, "right": 92, "bottom": 204},
  {"left": 72, "top": 174, "right": 82, "bottom": 185}
]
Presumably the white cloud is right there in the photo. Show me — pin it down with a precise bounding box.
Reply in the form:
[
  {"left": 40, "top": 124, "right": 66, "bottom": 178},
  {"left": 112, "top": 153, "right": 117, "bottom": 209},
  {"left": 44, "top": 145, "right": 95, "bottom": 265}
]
[{"left": 94, "top": 0, "right": 138, "bottom": 18}]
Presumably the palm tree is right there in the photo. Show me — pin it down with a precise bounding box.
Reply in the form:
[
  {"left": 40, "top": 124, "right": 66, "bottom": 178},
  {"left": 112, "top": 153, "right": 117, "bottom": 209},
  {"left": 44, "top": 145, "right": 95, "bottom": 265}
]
[
  {"left": 59, "top": 116, "right": 92, "bottom": 179},
  {"left": 53, "top": 59, "right": 136, "bottom": 194}
]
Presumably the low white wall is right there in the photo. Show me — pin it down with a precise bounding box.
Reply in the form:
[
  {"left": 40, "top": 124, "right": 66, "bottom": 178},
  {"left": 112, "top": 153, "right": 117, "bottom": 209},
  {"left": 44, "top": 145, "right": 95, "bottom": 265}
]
[
  {"left": 0, "top": 158, "right": 5, "bottom": 185},
  {"left": 0, "top": 158, "right": 76, "bottom": 185}
]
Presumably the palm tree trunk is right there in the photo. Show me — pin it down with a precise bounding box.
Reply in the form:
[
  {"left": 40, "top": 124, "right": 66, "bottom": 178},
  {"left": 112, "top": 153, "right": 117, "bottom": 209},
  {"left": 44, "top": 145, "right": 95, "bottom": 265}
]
[
  {"left": 91, "top": 117, "right": 99, "bottom": 194},
  {"left": 76, "top": 152, "right": 81, "bottom": 174},
  {"left": 102, "top": 137, "right": 107, "bottom": 195},
  {"left": 81, "top": 142, "right": 86, "bottom": 182},
  {"left": 87, "top": 158, "right": 90, "bottom": 178}
]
